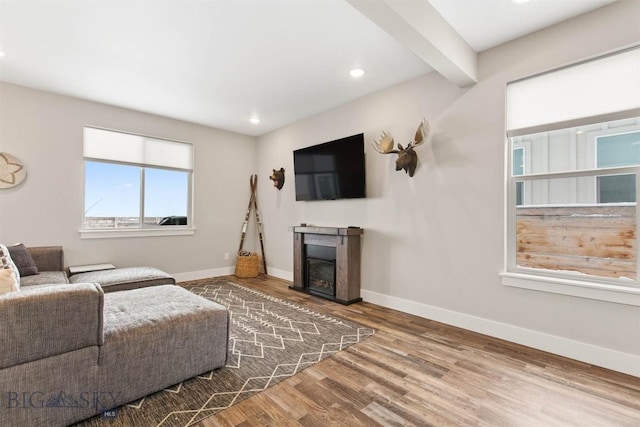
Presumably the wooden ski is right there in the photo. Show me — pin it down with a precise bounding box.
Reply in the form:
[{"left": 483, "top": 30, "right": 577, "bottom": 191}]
[
  {"left": 252, "top": 183, "right": 268, "bottom": 275},
  {"left": 237, "top": 175, "right": 268, "bottom": 275},
  {"left": 237, "top": 175, "right": 256, "bottom": 253}
]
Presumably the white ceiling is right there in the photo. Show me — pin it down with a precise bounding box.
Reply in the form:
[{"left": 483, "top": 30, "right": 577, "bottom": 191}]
[
  {"left": 0, "top": 0, "right": 616, "bottom": 136},
  {"left": 428, "top": 0, "right": 616, "bottom": 52}
]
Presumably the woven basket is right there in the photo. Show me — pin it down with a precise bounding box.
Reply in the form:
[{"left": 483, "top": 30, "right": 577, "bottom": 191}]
[{"left": 235, "top": 254, "right": 259, "bottom": 278}]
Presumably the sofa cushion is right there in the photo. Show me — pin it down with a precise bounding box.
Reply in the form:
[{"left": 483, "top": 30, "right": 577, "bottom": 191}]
[
  {"left": 8, "top": 243, "right": 38, "bottom": 276},
  {"left": 0, "top": 269, "right": 19, "bottom": 295},
  {"left": 20, "top": 271, "right": 69, "bottom": 287},
  {"left": 0, "top": 347, "right": 100, "bottom": 427},
  {"left": 99, "top": 285, "right": 229, "bottom": 405},
  {"left": 69, "top": 266, "right": 175, "bottom": 292},
  {"left": 0, "top": 243, "right": 20, "bottom": 289}
]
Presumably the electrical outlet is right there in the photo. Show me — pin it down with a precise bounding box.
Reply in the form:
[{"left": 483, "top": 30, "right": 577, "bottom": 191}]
[{"left": 224, "top": 252, "right": 229, "bottom": 260}]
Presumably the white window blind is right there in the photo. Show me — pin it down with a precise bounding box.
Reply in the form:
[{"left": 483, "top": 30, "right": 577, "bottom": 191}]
[
  {"left": 83, "top": 127, "right": 193, "bottom": 170},
  {"left": 507, "top": 47, "right": 640, "bottom": 135}
]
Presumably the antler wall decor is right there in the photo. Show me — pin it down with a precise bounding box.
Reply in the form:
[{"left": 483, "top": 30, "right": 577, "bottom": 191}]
[{"left": 372, "top": 119, "right": 430, "bottom": 177}]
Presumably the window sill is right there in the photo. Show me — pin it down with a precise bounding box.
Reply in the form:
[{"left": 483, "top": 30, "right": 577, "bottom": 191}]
[
  {"left": 501, "top": 272, "right": 640, "bottom": 306},
  {"left": 79, "top": 227, "right": 195, "bottom": 239}
]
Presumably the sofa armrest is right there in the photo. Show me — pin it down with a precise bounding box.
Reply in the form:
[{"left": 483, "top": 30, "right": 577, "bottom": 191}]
[
  {"left": 0, "top": 283, "right": 104, "bottom": 369},
  {"left": 27, "top": 245, "right": 64, "bottom": 272}
]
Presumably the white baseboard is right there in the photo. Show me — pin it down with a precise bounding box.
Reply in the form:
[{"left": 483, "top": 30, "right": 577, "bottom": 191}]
[
  {"left": 361, "top": 289, "right": 640, "bottom": 377},
  {"left": 173, "top": 267, "right": 234, "bottom": 283},
  {"left": 266, "top": 267, "right": 293, "bottom": 282},
  {"left": 173, "top": 266, "right": 293, "bottom": 284}
]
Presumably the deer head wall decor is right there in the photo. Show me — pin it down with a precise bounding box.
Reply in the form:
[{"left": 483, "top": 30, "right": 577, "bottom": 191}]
[{"left": 372, "top": 119, "right": 430, "bottom": 177}]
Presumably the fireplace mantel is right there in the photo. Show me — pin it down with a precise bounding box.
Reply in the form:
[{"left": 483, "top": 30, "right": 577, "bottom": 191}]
[{"left": 290, "top": 225, "right": 363, "bottom": 305}]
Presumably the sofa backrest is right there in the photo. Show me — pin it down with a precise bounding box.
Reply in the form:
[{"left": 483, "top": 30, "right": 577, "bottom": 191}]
[
  {"left": 27, "top": 246, "right": 64, "bottom": 272},
  {"left": 0, "top": 283, "right": 104, "bottom": 369}
]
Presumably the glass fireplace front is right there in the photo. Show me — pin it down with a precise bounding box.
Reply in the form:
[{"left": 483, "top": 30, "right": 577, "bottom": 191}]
[{"left": 305, "top": 245, "right": 336, "bottom": 297}]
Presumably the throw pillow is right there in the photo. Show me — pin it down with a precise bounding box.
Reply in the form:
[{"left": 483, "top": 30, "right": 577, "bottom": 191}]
[
  {"left": 7, "top": 243, "right": 38, "bottom": 276},
  {"left": 0, "top": 243, "right": 20, "bottom": 289},
  {"left": 0, "top": 268, "right": 19, "bottom": 295}
]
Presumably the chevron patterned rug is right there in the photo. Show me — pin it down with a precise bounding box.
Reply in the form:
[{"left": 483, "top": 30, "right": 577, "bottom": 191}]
[{"left": 79, "top": 279, "right": 375, "bottom": 427}]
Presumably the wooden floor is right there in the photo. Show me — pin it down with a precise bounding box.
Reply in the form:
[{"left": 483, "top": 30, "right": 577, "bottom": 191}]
[{"left": 194, "top": 275, "right": 640, "bottom": 427}]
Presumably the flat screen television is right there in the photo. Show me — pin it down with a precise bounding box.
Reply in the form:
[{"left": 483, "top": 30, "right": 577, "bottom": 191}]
[{"left": 293, "top": 133, "right": 366, "bottom": 201}]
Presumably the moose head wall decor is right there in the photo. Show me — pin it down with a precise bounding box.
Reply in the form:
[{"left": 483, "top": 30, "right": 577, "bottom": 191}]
[{"left": 372, "top": 119, "right": 430, "bottom": 177}]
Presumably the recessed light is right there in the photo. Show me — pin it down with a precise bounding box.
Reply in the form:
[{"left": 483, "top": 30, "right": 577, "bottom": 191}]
[
  {"left": 349, "top": 68, "right": 366, "bottom": 78},
  {"left": 512, "top": 0, "right": 530, "bottom": 4},
  {"left": 249, "top": 116, "right": 261, "bottom": 125}
]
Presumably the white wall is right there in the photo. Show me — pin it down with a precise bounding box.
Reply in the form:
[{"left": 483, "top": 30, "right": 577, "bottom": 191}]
[
  {"left": 0, "top": 83, "right": 257, "bottom": 276},
  {"left": 256, "top": 0, "right": 640, "bottom": 374}
]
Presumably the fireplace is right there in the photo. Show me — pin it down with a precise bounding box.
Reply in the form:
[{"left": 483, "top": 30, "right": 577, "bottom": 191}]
[
  {"left": 291, "top": 226, "right": 363, "bottom": 305},
  {"left": 305, "top": 245, "right": 336, "bottom": 297}
]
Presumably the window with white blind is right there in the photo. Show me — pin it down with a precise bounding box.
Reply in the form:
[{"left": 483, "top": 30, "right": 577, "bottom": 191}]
[
  {"left": 81, "top": 127, "right": 194, "bottom": 238},
  {"left": 502, "top": 47, "right": 640, "bottom": 306}
]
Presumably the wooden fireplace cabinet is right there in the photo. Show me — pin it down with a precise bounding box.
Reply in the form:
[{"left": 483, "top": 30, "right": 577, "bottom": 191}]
[{"left": 290, "top": 226, "right": 363, "bottom": 305}]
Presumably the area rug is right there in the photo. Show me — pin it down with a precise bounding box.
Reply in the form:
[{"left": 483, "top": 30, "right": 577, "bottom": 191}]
[{"left": 79, "top": 279, "right": 375, "bottom": 427}]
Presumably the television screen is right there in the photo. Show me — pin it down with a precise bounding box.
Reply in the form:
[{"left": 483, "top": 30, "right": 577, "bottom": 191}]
[{"left": 293, "top": 133, "right": 366, "bottom": 201}]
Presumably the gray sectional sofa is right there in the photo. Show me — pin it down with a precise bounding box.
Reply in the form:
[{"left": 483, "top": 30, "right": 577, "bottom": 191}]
[{"left": 0, "top": 246, "right": 229, "bottom": 426}]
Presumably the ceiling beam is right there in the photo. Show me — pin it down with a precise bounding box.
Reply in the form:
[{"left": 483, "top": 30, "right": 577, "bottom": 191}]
[{"left": 346, "top": 0, "right": 477, "bottom": 87}]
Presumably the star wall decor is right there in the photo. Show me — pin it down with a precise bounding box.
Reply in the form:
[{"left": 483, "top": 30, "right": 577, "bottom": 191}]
[{"left": 0, "top": 152, "right": 27, "bottom": 189}]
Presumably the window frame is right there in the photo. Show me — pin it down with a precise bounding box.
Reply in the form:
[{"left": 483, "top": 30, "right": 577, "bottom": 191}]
[
  {"left": 503, "top": 133, "right": 640, "bottom": 307},
  {"left": 80, "top": 127, "right": 195, "bottom": 239},
  {"left": 502, "top": 46, "right": 640, "bottom": 306},
  {"left": 512, "top": 143, "right": 529, "bottom": 206}
]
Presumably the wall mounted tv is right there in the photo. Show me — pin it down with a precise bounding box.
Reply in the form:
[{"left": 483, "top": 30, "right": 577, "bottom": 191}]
[{"left": 293, "top": 133, "right": 366, "bottom": 201}]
